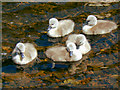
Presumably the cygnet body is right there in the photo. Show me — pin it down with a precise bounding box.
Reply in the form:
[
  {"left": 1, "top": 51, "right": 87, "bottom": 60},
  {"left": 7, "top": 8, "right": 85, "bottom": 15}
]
[
  {"left": 47, "top": 18, "right": 75, "bottom": 37},
  {"left": 45, "top": 42, "right": 82, "bottom": 62},
  {"left": 82, "top": 15, "right": 117, "bottom": 35},
  {"left": 12, "top": 42, "right": 37, "bottom": 65},
  {"left": 66, "top": 34, "right": 91, "bottom": 54}
]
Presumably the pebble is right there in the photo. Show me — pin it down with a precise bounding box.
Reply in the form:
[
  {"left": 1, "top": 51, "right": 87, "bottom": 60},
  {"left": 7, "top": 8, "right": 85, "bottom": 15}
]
[
  {"left": 10, "top": 22, "right": 14, "bottom": 24},
  {"left": 1, "top": 53, "right": 7, "bottom": 55}
]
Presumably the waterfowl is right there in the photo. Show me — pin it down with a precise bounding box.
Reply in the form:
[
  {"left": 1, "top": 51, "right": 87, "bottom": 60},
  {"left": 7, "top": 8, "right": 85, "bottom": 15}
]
[
  {"left": 45, "top": 42, "right": 82, "bottom": 63},
  {"left": 66, "top": 34, "right": 91, "bottom": 54},
  {"left": 82, "top": 15, "right": 118, "bottom": 35},
  {"left": 47, "top": 18, "right": 75, "bottom": 37},
  {"left": 12, "top": 42, "right": 37, "bottom": 65}
]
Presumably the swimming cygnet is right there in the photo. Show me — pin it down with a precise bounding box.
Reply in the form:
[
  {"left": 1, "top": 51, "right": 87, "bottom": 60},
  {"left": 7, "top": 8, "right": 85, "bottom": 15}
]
[
  {"left": 82, "top": 15, "right": 118, "bottom": 35},
  {"left": 47, "top": 18, "right": 75, "bottom": 37},
  {"left": 66, "top": 34, "right": 91, "bottom": 54},
  {"left": 12, "top": 42, "right": 38, "bottom": 65},
  {"left": 45, "top": 42, "right": 82, "bottom": 63}
]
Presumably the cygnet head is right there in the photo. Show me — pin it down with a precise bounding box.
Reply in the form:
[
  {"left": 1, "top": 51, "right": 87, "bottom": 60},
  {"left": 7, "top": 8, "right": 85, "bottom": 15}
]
[
  {"left": 16, "top": 43, "right": 25, "bottom": 52},
  {"left": 67, "top": 42, "right": 76, "bottom": 57},
  {"left": 48, "top": 18, "right": 59, "bottom": 30},
  {"left": 13, "top": 43, "right": 25, "bottom": 60},
  {"left": 85, "top": 15, "right": 97, "bottom": 26},
  {"left": 77, "top": 34, "right": 86, "bottom": 45}
]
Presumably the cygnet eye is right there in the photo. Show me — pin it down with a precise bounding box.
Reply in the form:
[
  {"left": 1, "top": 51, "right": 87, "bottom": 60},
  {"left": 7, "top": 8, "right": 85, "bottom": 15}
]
[
  {"left": 87, "top": 20, "right": 90, "bottom": 23},
  {"left": 14, "top": 52, "right": 19, "bottom": 56}
]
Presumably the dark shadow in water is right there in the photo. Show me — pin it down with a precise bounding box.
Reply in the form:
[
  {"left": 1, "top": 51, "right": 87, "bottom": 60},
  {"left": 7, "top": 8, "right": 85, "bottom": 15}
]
[
  {"left": 34, "top": 33, "right": 68, "bottom": 46},
  {"left": 2, "top": 65, "right": 17, "bottom": 73},
  {"left": 2, "top": 59, "right": 21, "bottom": 73},
  {"left": 31, "top": 61, "right": 69, "bottom": 72},
  {"left": 37, "top": 51, "right": 46, "bottom": 59},
  {"left": 34, "top": 34, "right": 54, "bottom": 46}
]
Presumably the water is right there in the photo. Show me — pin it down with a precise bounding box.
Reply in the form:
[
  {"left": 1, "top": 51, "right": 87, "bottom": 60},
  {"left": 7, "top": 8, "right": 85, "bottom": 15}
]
[{"left": 2, "top": 2, "right": 120, "bottom": 88}]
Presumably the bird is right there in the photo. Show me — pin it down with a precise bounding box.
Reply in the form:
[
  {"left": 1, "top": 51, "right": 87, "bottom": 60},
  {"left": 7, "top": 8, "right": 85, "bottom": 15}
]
[
  {"left": 66, "top": 34, "right": 91, "bottom": 54},
  {"left": 47, "top": 18, "right": 75, "bottom": 37},
  {"left": 82, "top": 15, "right": 118, "bottom": 35},
  {"left": 45, "top": 42, "right": 82, "bottom": 68},
  {"left": 12, "top": 42, "right": 38, "bottom": 65}
]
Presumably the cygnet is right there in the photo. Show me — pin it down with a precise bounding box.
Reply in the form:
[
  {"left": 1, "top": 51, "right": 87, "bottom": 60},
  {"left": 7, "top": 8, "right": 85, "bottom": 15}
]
[
  {"left": 45, "top": 42, "right": 82, "bottom": 62},
  {"left": 12, "top": 42, "right": 37, "bottom": 65},
  {"left": 66, "top": 34, "right": 91, "bottom": 54},
  {"left": 82, "top": 15, "right": 117, "bottom": 35},
  {"left": 47, "top": 18, "right": 75, "bottom": 37}
]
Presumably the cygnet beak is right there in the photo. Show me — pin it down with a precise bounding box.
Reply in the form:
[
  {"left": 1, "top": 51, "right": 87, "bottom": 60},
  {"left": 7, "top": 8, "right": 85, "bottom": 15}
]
[
  {"left": 20, "top": 52, "right": 25, "bottom": 60},
  {"left": 76, "top": 45, "right": 80, "bottom": 49},
  {"left": 83, "top": 21, "right": 89, "bottom": 26},
  {"left": 69, "top": 51, "right": 73, "bottom": 57},
  {"left": 47, "top": 26, "right": 52, "bottom": 31}
]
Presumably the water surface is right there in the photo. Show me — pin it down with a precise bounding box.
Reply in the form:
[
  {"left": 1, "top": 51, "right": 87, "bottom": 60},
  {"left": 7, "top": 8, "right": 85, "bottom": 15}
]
[{"left": 2, "top": 2, "right": 120, "bottom": 88}]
